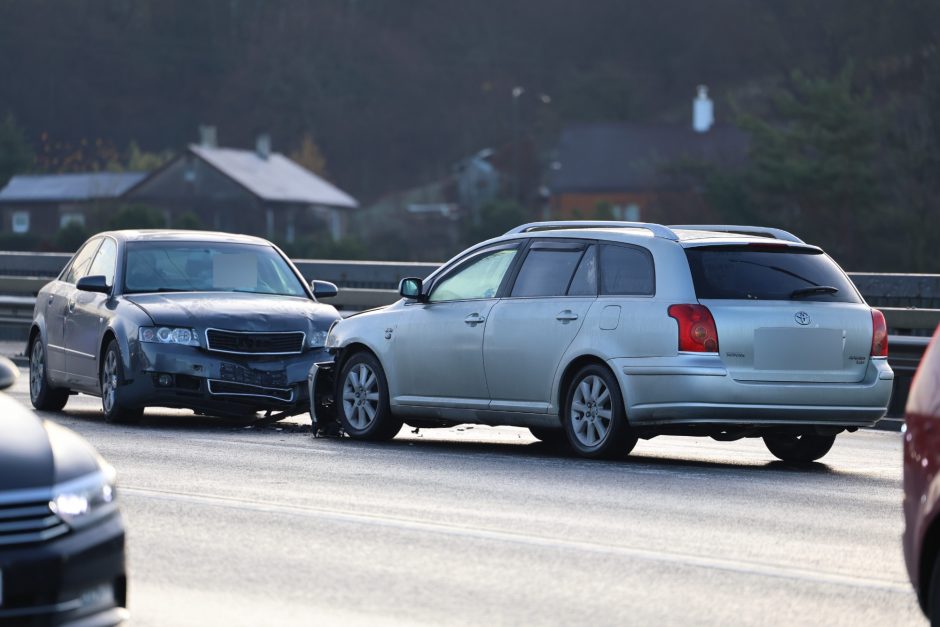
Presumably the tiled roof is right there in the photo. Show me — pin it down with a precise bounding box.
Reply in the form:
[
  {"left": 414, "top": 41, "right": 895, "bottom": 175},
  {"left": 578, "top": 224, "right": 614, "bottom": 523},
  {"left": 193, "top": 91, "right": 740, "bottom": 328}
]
[
  {"left": 189, "top": 145, "right": 358, "bottom": 208},
  {"left": 549, "top": 123, "right": 749, "bottom": 193},
  {"left": 0, "top": 172, "right": 147, "bottom": 202}
]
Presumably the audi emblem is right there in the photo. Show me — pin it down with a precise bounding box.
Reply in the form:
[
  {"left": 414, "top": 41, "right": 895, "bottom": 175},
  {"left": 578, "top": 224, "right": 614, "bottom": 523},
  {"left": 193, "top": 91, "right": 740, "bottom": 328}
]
[{"left": 794, "top": 311, "right": 811, "bottom": 326}]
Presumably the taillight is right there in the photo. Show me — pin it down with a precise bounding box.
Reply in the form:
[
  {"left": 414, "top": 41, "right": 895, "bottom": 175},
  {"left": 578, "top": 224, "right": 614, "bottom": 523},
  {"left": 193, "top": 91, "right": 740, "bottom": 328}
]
[
  {"left": 668, "top": 304, "right": 719, "bottom": 353},
  {"left": 871, "top": 309, "right": 888, "bottom": 357}
]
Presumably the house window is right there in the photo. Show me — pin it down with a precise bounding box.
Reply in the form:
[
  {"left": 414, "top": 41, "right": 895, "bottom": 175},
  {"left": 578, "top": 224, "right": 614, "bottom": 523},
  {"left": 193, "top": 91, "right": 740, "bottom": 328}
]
[
  {"left": 11, "top": 211, "right": 29, "bottom": 234},
  {"left": 60, "top": 212, "right": 86, "bottom": 229}
]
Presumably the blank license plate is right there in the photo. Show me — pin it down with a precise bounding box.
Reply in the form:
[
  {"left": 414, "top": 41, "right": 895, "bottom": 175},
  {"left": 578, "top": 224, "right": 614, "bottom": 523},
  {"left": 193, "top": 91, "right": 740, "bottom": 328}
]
[{"left": 754, "top": 327, "right": 843, "bottom": 371}]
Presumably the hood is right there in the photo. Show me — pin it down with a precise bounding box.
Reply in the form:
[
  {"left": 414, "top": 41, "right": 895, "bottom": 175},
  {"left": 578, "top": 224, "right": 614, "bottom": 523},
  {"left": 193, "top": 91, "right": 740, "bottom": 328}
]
[
  {"left": 0, "top": 395, "right": 104, "bottom": 492},
  {"left": 125, "top": 292, "right": 341, "bottom": 331},
  {"left": 0, "top": 394, "right": 56, "bottom": 490}
]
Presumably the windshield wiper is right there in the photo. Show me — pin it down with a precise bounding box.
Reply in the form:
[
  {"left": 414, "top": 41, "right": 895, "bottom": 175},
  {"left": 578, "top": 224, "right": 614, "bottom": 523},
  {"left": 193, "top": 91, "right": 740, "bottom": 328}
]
[
  {"left": 125, "top": 288, "right": 193, "bottom": 294},
  {"left": 790, "top": 286, "right": 839, "bottom": 298}
]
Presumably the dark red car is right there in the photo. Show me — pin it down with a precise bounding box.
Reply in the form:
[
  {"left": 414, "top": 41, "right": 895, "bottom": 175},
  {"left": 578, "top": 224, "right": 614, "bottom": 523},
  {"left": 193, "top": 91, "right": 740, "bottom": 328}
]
[{"left": 903, "top": 323, "right": 940, "bottom": 622}]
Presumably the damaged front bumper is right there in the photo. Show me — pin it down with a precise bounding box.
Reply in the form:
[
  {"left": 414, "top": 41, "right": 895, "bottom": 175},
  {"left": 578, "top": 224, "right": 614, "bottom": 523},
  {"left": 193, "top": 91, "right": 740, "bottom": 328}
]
[
  {"left": 307, "top": 360, "right": 340, "bottom": 434},
  {"left": 124, "top": 342, "right": 332, "bottom": 417}
]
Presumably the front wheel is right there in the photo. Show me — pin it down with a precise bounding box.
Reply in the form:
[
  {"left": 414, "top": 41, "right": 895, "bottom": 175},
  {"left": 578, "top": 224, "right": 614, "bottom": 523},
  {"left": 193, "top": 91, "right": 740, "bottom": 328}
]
[
  {"left": 101, "top": 340, "right": 143, "bottom": 424},
  {"left": 763, "top": 433, "right": 835, "bottom": 463},
  {"left": 563, "top": 364, "right": 637, "bottom": 459},
  {"left": 29, "top": 338, "right": 69, "bottom": 411},
  {"left": 337, "top": 352, "right": 402, "bottom": 441}
]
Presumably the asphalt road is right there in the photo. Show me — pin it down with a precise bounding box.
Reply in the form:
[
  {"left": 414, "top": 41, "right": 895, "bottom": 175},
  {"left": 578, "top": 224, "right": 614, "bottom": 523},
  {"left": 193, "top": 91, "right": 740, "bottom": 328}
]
[{"left": 7, "top": 367, "right": 926, "bottom": 626}]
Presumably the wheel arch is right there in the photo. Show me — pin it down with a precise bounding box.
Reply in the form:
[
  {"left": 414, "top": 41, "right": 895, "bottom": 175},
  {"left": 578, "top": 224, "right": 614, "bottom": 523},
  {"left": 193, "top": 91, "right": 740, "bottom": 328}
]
[{"left": 556, "top": 354, "right": 618, "bottom": 417}]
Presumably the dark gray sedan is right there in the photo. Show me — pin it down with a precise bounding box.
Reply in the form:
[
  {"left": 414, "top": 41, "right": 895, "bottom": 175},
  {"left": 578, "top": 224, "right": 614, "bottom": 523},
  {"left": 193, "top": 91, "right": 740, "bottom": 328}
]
[{"left": 28, "top": 230, "right": 340, "bottom": 423}]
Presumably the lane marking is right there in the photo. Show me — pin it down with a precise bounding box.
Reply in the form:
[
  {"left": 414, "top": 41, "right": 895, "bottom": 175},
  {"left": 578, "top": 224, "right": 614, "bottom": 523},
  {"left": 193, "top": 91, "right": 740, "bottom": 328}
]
[{"left": 122, "top": 486, "right": 912, "bottom": 594}]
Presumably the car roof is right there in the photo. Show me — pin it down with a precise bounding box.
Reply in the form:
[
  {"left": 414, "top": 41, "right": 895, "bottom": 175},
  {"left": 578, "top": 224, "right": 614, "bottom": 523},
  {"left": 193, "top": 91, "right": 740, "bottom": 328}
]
[
  {"left": 494, "top": 221, "right": 824, "bottom": 251},
  {"left": 97, "top": 230, "right": 274, "bottom": 246},
  {"left": 503, "top": 227, "right": 813, "bottom": 248}
]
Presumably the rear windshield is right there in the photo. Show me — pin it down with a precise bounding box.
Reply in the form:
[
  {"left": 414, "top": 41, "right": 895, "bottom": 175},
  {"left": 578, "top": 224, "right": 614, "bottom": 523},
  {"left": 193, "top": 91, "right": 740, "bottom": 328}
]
[{"left": 684, "top": 245, "right": 862, "bottom": 303}]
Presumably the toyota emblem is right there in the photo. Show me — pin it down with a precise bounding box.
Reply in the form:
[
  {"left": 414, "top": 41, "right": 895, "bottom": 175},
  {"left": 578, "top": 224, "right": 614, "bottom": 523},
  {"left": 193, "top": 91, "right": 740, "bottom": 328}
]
[{"left": 794, "top": 311, "right": 811, "bottom": 326}]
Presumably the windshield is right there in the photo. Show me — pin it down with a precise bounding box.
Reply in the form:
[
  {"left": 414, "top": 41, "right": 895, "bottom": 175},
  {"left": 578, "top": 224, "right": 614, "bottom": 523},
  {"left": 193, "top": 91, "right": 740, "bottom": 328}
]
[
  {"left": 684, "top": 245, "right": 863, "bottom": 303},
  {"left": 123, "top": 242, "right": 308, "bottom": 298}
]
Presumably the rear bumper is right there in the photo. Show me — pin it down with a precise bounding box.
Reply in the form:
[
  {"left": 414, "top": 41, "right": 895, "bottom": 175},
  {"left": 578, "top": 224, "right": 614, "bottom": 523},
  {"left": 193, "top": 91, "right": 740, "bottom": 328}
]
[
  {"left": 0, "top": 513, "right": 127, "bottom": 626},
  {"left": 613, "top": 355, "right": 894, "bottom": 427}
]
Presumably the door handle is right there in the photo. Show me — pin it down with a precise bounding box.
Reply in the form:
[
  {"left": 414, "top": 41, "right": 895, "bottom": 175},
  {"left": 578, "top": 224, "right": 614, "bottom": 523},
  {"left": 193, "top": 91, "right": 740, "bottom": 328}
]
[
  {"left": 556, "top": 310, "right": 579, "bottom": 322},
  {"left": 67, "top": 297, "right": 76, "bottom": 314},
  {"left": 464, "top": 313, "right": 486, "bottom": 326},
  {"left": 47, "top": 294, "right": 55, "bottom": 304}
]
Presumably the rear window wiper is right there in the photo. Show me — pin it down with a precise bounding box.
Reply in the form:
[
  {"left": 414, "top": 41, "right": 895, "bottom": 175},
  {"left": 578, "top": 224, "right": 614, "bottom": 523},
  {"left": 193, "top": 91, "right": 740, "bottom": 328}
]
[{"left": 790, "top": 286, "right": 839, "bottom": 298}]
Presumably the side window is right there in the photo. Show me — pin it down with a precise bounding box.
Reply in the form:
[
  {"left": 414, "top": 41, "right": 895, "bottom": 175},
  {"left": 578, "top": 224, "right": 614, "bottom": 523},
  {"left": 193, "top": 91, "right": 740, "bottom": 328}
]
[
  {"left": 87, "top": 238, "right": 117, "bottom": 286},
  {"left": 600, "top": 244, "right": 655, "bottom": 296},
  {"left": 567, "top": 245, "right": 597, "bottom": 296},
  {"left": 63, "top": 239, "right": 102, "bottom": 285},
  {"left": 429, "top": 247, "right": 518, "bottom": 303},
  {"left": 511, "top": 244, "right": 586, "bottom": 298}
]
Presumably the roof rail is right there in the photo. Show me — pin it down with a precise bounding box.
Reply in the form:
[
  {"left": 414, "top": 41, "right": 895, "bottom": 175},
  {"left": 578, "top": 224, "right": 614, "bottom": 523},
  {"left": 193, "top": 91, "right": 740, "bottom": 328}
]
[
  {"left": 668, "top": 224, "right": 805, "bottom": 244},
  {"left": 506, "top": 221, "right": 679, "bottom": 241}
]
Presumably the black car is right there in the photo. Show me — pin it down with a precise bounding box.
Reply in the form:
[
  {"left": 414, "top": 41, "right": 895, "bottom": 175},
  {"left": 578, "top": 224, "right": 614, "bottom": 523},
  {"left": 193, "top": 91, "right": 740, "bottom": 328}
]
[
  {"left": 0, "top": 358, "right": 128, "bottom": 625},
  {"left": 28, "top": 230, "right": 340, "bottom": 423}
]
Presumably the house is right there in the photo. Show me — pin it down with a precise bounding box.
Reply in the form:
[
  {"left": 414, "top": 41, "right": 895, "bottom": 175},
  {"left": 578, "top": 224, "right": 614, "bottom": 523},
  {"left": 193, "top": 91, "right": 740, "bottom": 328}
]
[
  {"left": 124, "top": 134, "right": 358, "bottom": 243},
  {"left": 547, "top": 87, "right": 749, "bottom": 223},
  {"left": 0, "top": 172, "right": 147, "bottom": 238}
]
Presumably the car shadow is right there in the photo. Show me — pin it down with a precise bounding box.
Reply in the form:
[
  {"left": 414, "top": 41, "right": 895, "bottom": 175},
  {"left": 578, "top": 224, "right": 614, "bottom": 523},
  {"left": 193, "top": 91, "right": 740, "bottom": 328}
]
[{"left": 324, "top": 432, "right": 858, "bottom": 478}]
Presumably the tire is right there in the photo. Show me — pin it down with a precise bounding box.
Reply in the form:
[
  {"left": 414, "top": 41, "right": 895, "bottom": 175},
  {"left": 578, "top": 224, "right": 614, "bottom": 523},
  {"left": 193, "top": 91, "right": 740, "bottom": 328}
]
[
  {"left": 763, "top": 433, "right": 835, "bottom": 463},
  {"left": 562, "top": 363, "right": 637, "bottom": 459},
  {"left": 528, "top": 426, "right": 567, "bottom": 446},
  {"left": 929, "top": 552, "right": 940, "bottom": 626},
  {"left": 336, "top": 351, "right": 402, "bottom": 441},
  {"left": 100, "top": 340, "right": 143, "bottom": 424},
  {"left": 28, "top": 337, "right": 69, "bottom": 411}
]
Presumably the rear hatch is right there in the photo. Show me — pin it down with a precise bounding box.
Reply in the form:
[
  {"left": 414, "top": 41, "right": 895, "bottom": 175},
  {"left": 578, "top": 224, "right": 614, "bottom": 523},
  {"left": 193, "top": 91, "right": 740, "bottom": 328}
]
[{"left": 684, "top": 243, "right": 872, "bottom": 383}]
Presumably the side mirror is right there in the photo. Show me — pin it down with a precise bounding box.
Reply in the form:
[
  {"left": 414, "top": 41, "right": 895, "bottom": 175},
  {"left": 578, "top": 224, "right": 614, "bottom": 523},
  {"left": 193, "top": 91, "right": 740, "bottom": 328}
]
[
  {"left": 311, "top": 280, "right": 338, "bottom": 299},
  {"left": 76, "top": 275, "right": 111, "bottom": 294},
  {"left": 399, "top": 277, "right": 425, "bottom": 301}
]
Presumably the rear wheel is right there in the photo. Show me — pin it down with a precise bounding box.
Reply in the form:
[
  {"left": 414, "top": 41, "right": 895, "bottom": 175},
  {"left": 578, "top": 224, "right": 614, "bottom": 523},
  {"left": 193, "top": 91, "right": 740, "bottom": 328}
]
[
  {"left": 563, "top": 364, "right": 637, "bottom": 459},
  {"left": 763, "top": 433, "right": 835, "bottom": 463},
  {"left": 337, "top": 352, "right": 402, "bottom": 441},
  {"left": 101, "top": 340, "right": 143, "bottom": 424},
  {"left": 29, "top": 337, "right": 69, "bottom": 411}
]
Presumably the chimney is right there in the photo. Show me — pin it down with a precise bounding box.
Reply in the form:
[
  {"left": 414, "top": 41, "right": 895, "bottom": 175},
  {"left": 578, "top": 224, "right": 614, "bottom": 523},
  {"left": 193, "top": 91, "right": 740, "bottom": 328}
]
[
  {"left": 693, "top": 85, "right": 714, "bottom": 133},
  {"left": 198, "top": 125, "right": 217, "bottom": 148},
  {"left": 255, "top": 134, "right": 271, "bottom": 160}
]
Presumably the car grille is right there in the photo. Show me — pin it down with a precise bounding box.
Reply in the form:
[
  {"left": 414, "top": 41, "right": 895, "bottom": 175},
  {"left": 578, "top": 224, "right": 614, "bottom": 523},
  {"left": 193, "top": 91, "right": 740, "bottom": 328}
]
[
  {"left": 207, "top": 380, "right": 295, "bottom": 403},
  {"left": 0, "top": 498, "right": 68, "bottom": 546},
  {"left": 205, "top": 329, "right": 306, "bottom": 355}
]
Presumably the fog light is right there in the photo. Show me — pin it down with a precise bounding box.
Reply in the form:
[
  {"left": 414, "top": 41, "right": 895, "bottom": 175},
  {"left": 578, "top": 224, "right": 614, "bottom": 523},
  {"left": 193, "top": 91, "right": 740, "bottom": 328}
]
[{"left": 157, "top": 374, "right": 173, "bottom": 387}]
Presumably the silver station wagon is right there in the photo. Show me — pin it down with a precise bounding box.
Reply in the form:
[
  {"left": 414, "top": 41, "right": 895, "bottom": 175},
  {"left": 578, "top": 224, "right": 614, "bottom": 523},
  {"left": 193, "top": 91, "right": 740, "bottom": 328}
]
[{"left": 309, "top": 221, "right": 894, "bottom": 462}]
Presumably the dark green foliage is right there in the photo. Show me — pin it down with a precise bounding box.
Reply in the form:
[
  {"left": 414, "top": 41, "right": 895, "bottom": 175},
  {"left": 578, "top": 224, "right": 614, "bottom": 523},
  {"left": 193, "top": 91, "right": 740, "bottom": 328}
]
[
  {"left": 107, "top": 205, "right": 166, "bottom": 230},
  {"left": 173, "top": 211, "right": 202, "bottom": 230},
  {"left": 0, "top": 113, "right": 32, "bottom": 188},
  {"left": 462, "top": 200, "right": 529, "bottom": 246},
  {"left": 53, "top": 223, "right": 90, "bottom": 252},
  {"left": 738, "top": 68, "right": 881, "bottom": 268},
  {"left": 279, "top": 236, "right": 368, "bottom": 261}
]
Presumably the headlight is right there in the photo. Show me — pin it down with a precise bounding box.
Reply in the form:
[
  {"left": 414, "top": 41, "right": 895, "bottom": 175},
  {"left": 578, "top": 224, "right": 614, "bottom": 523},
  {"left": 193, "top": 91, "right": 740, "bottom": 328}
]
[
  {"left": 50, "top": 468, "right": 118, "bottom": 530},
  {"left": 308, "top": 330, "right": 329, "bottom": 348},
  {"left": 140, "top": 326, "right": 199, "bottom": 346}
]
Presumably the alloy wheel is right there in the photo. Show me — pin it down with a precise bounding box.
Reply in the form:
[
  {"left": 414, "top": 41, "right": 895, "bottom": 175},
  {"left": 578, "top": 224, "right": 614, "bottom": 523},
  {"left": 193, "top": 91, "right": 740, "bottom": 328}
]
[
  {"left": 102, "top": 350, "right": 118, "bottom": 414},
  {"left": 570, "top": 374, "right": 612, "bottom": 447},
  {"left": 342, "top": 363, "right": 380, "bottom": 430},
  {"left": 29, "top": 341, "right": 44, "bottom": 403}
]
